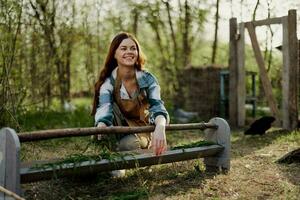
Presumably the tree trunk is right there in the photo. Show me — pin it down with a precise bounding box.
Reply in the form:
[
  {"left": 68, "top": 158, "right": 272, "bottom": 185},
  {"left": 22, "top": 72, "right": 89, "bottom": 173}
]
[
  {"left": 30, "top": 27, "right": 38, "bottom": 100},
  {"left": 164, "top": 0, "right": 178, "bottom": 67},
  {"left": 132, "top": 8, "right": 139, "bottom": 36},
  {"left": 182, "top": 0, "right": 191, "bottom": 67},
  {"left": 211, "top": 0, "right": 220, "bottom": 64}
]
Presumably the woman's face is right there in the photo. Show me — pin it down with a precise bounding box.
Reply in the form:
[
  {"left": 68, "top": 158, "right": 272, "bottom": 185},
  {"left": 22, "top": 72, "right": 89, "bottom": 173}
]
[{"left": 114, "top": 38, "right": 138, "bottom": 68}]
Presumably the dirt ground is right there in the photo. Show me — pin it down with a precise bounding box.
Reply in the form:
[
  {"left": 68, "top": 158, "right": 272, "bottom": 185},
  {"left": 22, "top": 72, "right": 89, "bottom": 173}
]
[{"left": 22, "top": 129, "right": 300, "bottom": 200}]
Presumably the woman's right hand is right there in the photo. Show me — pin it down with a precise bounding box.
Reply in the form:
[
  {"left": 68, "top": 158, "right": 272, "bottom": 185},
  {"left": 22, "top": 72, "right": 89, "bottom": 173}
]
[
  {"left": 92, "top": 122, "right": 107, "bottom": 140},
  {"left": 151, "top": 115, "right": 167, "bottom": 155}
]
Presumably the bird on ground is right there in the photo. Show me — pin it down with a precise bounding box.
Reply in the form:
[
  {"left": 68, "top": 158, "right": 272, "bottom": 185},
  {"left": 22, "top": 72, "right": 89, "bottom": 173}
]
[
  {"left": 244, "top": 116, "right": 275, "bottom": 135},
  {"left": 63, "top": 101, "right": 76, "bottom": 112},
  {"left": 277, "top": 148, "right": 300, "bottom": 164},
  {"left": 173, "top": 105, "right": 199, "bottom": 123}
]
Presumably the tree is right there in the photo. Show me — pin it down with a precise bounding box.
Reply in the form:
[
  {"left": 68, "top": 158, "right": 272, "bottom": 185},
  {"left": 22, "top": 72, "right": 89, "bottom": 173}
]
[
  {"left": 0, "top": 0, "right": 23, "bottom": 128},
  {"left": 182, "top": 0, "right": 191, "bottom": 67},
  {"left": 29, "top": 0, "right": 76, "bottom": 107},
  {"left": 211, "top": 0, "right": 220, "bottom": 64}
]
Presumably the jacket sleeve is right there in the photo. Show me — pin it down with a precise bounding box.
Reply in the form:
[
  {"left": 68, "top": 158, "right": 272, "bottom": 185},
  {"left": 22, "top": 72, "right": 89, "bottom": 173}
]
[
  {"left": 94, "top": 78, "right": 114, "bottom": 126},
  {"left": 144, "top": 72, "right": 169, "bottom": 124}
]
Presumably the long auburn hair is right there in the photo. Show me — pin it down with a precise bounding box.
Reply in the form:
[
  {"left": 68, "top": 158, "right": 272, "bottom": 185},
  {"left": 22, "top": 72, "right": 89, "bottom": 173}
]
[{"left": 91, "top": 32, "right": 146, "bottom": 115}]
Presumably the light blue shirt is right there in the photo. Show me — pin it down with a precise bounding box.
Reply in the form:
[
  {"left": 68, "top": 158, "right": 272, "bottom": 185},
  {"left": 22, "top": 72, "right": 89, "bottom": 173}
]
[{"left": 95, "top": 67, "right": 169, "bottom": 126}]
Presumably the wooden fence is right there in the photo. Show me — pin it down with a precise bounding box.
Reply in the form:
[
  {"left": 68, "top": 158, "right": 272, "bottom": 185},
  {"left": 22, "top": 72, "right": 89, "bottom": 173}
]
[{"left": 0, "top": 117, "right": 230, "bottom": 199}]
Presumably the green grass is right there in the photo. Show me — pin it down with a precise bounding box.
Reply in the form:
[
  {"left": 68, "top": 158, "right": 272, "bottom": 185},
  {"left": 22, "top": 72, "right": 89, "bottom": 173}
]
[
  {"left": 17, "top": 98, "right": 93, "bottom": 132},
  {"left": 109, "top": 187, "right": 148, "bottom": 200},
  {"left": 171, "top": 140, "right": 216, "bottom": 150},
  {"left": 12, "top": 97, "right": 300, "bottom": 199}
]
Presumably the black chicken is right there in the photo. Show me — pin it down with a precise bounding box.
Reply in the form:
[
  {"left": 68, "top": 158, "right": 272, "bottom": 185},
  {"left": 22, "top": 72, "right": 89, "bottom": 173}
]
[{"left": 244, "top": 116, "right": 276, "bottom": 135}]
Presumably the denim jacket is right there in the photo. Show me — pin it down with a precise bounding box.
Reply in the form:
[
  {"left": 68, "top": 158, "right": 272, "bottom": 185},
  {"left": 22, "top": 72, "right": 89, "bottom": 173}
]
[{"left": 95, "top": 67, "right": 169, "bottom": 126}]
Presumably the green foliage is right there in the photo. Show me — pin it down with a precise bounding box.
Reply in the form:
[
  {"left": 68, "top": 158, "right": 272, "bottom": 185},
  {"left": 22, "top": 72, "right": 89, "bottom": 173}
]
[
  {"left": 0, "top": 0, "right": 24, "bottom": 128},
  {"left": 275, "top": 130, "right": 300, "bottom": 145},
  {"left": 31, "top": 146, "right": 136, "bottom": 170},
  {"left": 30, "top": 136, "right": 216, "bottom": 171},
  {"left": 110, "top": 187, "right": 149, "bottom": 200},
  {"left": 17, "top": 98, "right": 93, "bottom": 132},
  {"left": 171, "top": 140, "right": 216, "bottom": 150}
]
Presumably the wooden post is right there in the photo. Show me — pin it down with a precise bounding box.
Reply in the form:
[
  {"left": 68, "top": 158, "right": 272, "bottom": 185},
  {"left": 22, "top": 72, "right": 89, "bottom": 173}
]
[
  {"left": 246, "top": 22, "right": 281, "bottom": 124},
  {"left": 237, "top": 23, "right": 246, "bottom": 127},
  {"left": 229, "top": 18, "right": 238, "bottom": 127},
  {"left": 0, "top": 128, "right": 21, "bottom": 198},
  {"left": 204, "top": 117, "right": 231, "bottom": 171},
  {"left": 282, "top": 10, "right": 299, "bottom": 130}
]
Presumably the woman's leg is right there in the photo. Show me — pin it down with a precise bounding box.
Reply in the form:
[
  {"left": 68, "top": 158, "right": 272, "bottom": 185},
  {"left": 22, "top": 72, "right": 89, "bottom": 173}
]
[
  {"left": 117, "top": 134, "right": 140, "bottom": 151},
  {"left": 113, "top": 103, "right": 151, "bottom": 151}
]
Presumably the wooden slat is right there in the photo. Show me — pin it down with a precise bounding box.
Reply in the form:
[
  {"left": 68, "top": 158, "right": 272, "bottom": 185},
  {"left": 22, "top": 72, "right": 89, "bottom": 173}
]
[
  {"left": 5, "top": 129, "right": 21, "bottom": 195},
  {"left": 245, "top": 17, "right": 282, "bottom": 27},
  {"left": 0, "top": 131, "right": 6, "bottom": 200},
  {"left": 20, "top": 145, "right": 223, "bottom": 183},
  {"left": 0, "top": 128, "right": 21, "bottom": 197},
  {"left": 246, "top": 22, "right": 281, "bottom": 122},
  {"left": 237, "top": 22, "right": 246, "bottom": 127},
  {"left": 18, "top": 123, "right": 218, "bottom": 142},
  {"left": 229, "top": 18, "right": 238, "bottom": 127},
  {"left": 282, "top": 10, "right": 299, "bottom": 130}
]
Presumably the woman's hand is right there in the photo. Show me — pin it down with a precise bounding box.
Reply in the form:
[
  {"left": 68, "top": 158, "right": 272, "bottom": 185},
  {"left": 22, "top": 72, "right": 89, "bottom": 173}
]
[
  {"left": 92, "top": 122, "right": 107, "bottom": 140},
  {"left": 151, "top": 115, "right": 167, "bottom": 155}
]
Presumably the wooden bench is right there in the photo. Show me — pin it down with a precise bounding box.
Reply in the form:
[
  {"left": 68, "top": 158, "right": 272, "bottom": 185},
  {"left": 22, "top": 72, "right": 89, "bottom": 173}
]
[{"left": 0, "top": 117, "right": 230, "bottom": 198}]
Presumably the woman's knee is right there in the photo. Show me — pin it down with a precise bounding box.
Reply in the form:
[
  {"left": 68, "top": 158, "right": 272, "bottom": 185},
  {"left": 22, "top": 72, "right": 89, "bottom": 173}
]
[{"left": 117, "top": 134, "right": 140, "bottom": 151}]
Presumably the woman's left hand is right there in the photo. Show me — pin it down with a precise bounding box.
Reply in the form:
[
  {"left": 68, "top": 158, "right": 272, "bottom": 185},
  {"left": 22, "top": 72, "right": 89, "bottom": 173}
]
[{"left": 151, "top": 115, "right": 167, "bottom": 155}]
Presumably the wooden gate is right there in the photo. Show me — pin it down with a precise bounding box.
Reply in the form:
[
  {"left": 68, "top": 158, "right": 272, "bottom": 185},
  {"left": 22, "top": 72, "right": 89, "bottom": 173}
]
[{"left": 229, "top": 9, "right": 299, "bottom": 130}]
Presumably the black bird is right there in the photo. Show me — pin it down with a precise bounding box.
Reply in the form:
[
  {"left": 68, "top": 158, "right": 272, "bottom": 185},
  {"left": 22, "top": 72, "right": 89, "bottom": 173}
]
[
  {"left": 244, "top": 116, "right": 276, "bottom": 135},
  {"left": 277, "top": 148, "right": 300, "bottom": 164}
]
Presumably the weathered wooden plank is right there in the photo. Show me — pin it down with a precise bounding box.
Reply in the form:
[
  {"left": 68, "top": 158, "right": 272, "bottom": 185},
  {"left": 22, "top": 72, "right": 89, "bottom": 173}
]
[
  {"left": 229, "top": 18, "right": 238, "bottom": 127},
  {"left": 282, "top": 10, "right": 299, "bottom": 130},
  {"left": 246, "top": 22, "right": 281, "bottom": 123},
  {"left": 18, "top": 123, "right": 218, "bottom": 142},
  {"left": 5, "top": 129, "right": 21, "bottom": 195},
  {"left": 0, "top": 130, "right": 6, "bottom": 200},
  {"left": 0, "top": 185, "right": 25, "bottom": 200},
  {"left": 204, "top": 118, "right": 230, "bottom": 170},
  {"left": 237, "top": 23, "right": 246, "bottom": 127},
  {"left": 20, "top": 145, "right": 223, "bottom": 183},
  {"left": 0, "top": 128, "right": 21, "bottom": 198},
  {"left": 245, "top": 17, "right": 282, "bottom": 27}
]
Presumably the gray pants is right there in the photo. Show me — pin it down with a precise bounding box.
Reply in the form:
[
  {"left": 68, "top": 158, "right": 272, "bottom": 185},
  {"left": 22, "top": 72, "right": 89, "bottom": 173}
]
[{"left": 113, "top": 103, "right": 150, "bottom": 151}]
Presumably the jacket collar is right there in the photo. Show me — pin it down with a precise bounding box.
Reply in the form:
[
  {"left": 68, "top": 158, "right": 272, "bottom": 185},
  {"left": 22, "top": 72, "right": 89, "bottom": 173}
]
[{"left": 111, "top": 67, "right": 148, "bottom": 88}]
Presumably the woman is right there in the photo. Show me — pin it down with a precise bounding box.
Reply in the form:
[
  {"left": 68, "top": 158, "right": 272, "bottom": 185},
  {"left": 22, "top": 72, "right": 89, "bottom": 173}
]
[{"left": 91, "top": 32, "right": 169, "bottom": 157}]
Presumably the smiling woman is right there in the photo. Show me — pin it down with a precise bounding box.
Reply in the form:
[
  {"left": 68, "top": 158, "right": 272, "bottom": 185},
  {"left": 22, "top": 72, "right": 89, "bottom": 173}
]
[{"left": 91, "top": 32, "right": 169, "bottom": 177}]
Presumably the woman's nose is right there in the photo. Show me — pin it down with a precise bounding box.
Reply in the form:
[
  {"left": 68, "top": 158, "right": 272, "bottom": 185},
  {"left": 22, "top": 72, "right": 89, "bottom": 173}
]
[{"left": 126, "top": 49, "right": 134, "bottom": 53}]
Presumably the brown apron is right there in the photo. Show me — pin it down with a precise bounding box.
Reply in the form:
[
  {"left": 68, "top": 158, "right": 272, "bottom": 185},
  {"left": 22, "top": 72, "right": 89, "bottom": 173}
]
[{"left": 113, "top": 70, "right": 151, "bottom": 148}]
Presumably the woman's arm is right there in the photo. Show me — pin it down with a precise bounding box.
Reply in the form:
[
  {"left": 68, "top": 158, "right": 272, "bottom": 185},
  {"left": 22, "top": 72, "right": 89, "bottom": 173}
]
[
  {"left": 144, "top": 72, "right": 169, "bottom": 124},
  {"left": 143, "top": 72, "right": 169, "bottom": 155},
  {"left": 94, "top": 78, "right": 114, "bottom": 126}
]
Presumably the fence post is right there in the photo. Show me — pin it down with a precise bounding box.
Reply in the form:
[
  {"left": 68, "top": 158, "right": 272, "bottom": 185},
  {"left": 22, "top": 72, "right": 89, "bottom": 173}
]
[
  {"left": 229, "top": 17, "right": 238, "bottom": 127},
  {"left": 204, "top": 117, "right": 231, "bottom": 171},
  {"left": 0, "top": 128, "right": 21, "bottom": 198},
  {"left": 282, "top": 9, "right": 298, "bottom": 130}
]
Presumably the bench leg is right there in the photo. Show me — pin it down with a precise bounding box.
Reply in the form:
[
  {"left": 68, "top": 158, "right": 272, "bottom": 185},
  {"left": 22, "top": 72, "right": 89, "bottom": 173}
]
[
  {"left": 0, "top": 128, "right": 21, "bottom": 198},
  {"left": 204, "top": 117, "right": 231, "bottom": 172}
]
